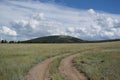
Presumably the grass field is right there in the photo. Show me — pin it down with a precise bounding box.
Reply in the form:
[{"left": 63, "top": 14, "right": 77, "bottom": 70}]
[
  {"left": 0, "top": 43, "right": 94, "bottom": 80},
  {"left": 73, "top": 41, "right": 120, "bottom": 80},
  {"left": 0, "top": 41, "right": 120, "bottom": 80}
]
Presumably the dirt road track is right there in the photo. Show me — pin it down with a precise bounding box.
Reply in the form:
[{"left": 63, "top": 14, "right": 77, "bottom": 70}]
[
  {"left": 26, "top": 53, "right": 88, "bottom": 80},
  {"left": 26, "top": 56, "right": 58, "bottom": 80},
  {"left": 59, "top": 54, "right": 88, "bottom": 80}
]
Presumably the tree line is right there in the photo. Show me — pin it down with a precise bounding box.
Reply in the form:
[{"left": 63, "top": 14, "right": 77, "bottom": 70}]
[{"left": 0, "top": 40, "right": 21, "bottom": 43}]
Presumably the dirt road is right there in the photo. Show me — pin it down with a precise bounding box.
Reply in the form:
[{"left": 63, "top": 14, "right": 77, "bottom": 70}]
[
  {"left": 59, "top": 54, "right": 88, "bottom": 80},
  {"left": 26, "top": 53, "right": 88, "bottom": 80},
  {"left": 26, "top": 56, "right": 58, "bottom": 80}
]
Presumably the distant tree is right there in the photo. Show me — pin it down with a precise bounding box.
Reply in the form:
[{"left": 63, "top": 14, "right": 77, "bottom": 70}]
[
  {"left": 9, "top": 41, "right": 15, "bottom": 43},
  {"left": 17, "top": 41, "right": 21, "bottom": 43},
  {"left": 1, "top": 40, "right": 8, "bottom": 43}
]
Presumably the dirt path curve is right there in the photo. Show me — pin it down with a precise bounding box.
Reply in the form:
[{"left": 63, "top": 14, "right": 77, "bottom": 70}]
[
  {"left": 26, "top": 56, "right": 59, "bottom": 80},
  {"left": 59, "top": 54, "right": 88, "bottom": 80}
]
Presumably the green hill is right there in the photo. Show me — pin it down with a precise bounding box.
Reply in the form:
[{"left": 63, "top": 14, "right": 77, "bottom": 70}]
[{"left": 22, "top": 35, "right": 85, "bottom": 43}]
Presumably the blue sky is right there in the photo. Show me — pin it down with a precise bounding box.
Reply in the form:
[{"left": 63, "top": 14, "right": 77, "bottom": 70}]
[
  {"left": 71, "top": 0, "right": 119, "bottom": 14},
  {"left": 0, "top": 0, "right": 120, "bottom": 41},
  {"left": 39, "top": 0, "right": 120, "bottom": 14}
]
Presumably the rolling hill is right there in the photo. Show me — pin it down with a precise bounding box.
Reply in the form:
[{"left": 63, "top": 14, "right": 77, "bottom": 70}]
[
  {"left": 20, "top": 35, "right": 120, "bottom": 43},
  {"left": 21, "top": 35, "right": 85, "bottom": 43}
]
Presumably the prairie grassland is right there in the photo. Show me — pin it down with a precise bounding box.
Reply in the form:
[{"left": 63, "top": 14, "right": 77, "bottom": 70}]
[
  {"left": 73, "top": 41, "right": 120, "bottom": 80},
  {"left": 0, "top": 41, "right": 120, "bottom": 80},
  {"left": 0, "top": 43, "right": 95, "bottom": 80}
]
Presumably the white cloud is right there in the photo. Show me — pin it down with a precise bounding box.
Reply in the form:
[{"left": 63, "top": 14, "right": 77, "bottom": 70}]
[
  {"left": 0, "top": 0, "right": 120, "bottom": 41},
  {"left": 32, "top": 13, "right": 44, "bottom": 20},
  {"left": 0, "top": 26, "right": 17, "bottom": 36},
  {"left": 88, "top": 9, "right": 96, "bottom": 14}
]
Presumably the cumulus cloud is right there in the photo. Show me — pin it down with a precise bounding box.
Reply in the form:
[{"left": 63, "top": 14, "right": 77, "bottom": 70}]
[
  {"left": 0, "top": 0, "right": 120, "bottom": 41},
  {"left": 88, "top": 9, "right": 96, "bottom": 14},
  {"left": 0, "top": 26, "right": 17, "bottom": 36}
]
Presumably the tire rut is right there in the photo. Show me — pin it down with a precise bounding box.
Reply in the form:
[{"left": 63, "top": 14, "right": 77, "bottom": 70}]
[
  {"left": 59, "top": 54, "right": 88, "bottom": 80},
  {"left": 26, "top": 53, "right": 88, "bottom": 80},
  {"left": 26, "top": 56, "right": 59, "bottom": 80}
]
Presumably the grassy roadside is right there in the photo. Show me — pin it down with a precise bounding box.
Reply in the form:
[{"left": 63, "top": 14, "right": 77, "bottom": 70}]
[{"left": 73, "top": 42, "right": 120, "bottom": 80}]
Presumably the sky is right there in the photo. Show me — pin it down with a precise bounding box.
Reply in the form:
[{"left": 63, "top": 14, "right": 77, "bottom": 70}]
[
  {"left": 54, "top": 0, "right": 120, "bottom": 14},
  {"left": 0, "top": 0, "right": 120, "bottom": 41}
]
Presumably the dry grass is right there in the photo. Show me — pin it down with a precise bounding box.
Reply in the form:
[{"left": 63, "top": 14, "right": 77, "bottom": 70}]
[
  {"left": 0, "top": 43, "right": 94, "bottom": 80},
  {"left": 0, "top": 42, "right": 120, "bottom": 80},
  {"left": 73, "top": 41, "right": 120, "bottom": 80},
  {"left": 49, "top": 57, "right": 64, "bottom": 80}
]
